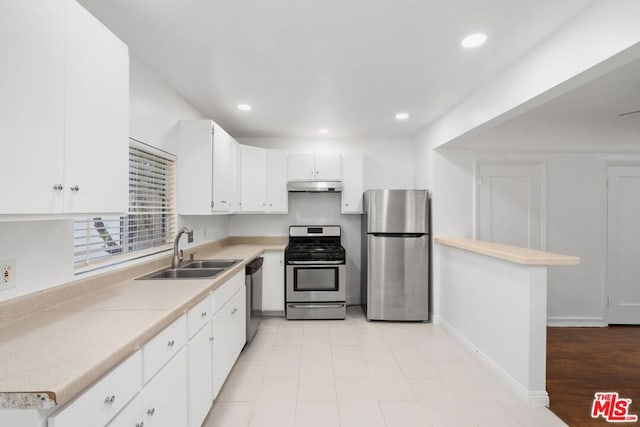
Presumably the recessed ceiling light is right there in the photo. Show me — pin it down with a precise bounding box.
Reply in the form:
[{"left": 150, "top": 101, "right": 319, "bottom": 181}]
[
  {"left": 237, "top": 104, "right": 252, "bottom": 111},
  {"left": 395, "top": 112, "right": 410, "bottom": 120},
  {"left": 318, "top": 129, "right": 329, "bottom": 135},
  {"left": 461, "top": 33, "right": 487, "bottom": 49}
]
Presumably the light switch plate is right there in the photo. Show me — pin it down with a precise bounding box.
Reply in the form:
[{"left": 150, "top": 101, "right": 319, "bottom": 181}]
[{"left": 1, "top": 258, "right": 16, "bottom": 290}]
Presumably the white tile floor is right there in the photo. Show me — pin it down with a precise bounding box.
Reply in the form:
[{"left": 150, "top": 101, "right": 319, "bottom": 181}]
[{"left": 203, "top": 307, "right": 567, "bottom": 427}]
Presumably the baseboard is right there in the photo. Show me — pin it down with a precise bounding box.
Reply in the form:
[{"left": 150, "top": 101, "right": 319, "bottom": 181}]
[
  {"left": 436, "top": 317, "right": 549, "bottom": 407},
  {"left": 547, "top": 317, "right": 607, "bottom": 327}
]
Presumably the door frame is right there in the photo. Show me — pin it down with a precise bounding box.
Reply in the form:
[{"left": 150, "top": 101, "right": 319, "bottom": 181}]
[
  {"left": 605, "top": 161, "right": 640, "bottom": 324},
  {"left": 473, "top": 158, "right": 547, "bottom": 250}
]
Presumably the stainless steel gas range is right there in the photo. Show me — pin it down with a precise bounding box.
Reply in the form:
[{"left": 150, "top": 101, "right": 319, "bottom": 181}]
[{"left": 285, "top": 225, "right": 346, "bottom": 320}]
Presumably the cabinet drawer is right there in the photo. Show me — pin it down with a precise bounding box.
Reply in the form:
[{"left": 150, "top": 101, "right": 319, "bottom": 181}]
[
  {"left": 106, "top": 392, "right": 142, "bottom": 427},
  {"left": 211, "top": 270, "right": 244, "bottom": 314},
  {"left": 187, "top": 295, "right": 211, "bottom": 339},
  {"left": 48, "top": 350, "right": 142, "bottom": 427},
  {"left": 143, "top": 315, "right": 187, "bottom": 384}
]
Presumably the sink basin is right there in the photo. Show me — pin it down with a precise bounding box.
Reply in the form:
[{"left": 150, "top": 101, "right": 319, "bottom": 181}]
[
  {"left": 137, "top": 268, "right": 224, "bottom": 280},
  {"left": 181, "top": 259, "right": 240, "bottom": 269}
]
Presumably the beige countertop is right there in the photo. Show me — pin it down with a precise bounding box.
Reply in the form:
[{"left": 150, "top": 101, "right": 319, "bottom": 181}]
[
  {"left": 0, "top": 241, "right": 285, "bottom": 410},
  {"left": 435, "top": 237, "right": 579, "bottom": 266}
]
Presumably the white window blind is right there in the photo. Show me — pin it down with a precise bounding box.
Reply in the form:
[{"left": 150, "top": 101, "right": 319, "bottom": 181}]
[{"left": 74, "top": 141, "right": 176, "bottom": 267}]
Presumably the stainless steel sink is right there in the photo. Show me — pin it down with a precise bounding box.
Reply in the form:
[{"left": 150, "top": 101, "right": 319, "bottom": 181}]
[
  {"left": 181, "top": 259, "right": 240, "bottom": 269},
  {"left": 137, "top": 268, "right": 224, "bottom": 280}
]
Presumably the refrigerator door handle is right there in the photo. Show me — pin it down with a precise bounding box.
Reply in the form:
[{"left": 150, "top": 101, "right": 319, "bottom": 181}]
[{"left": 370, "top": 233, "right": 426, "bottom": 238}]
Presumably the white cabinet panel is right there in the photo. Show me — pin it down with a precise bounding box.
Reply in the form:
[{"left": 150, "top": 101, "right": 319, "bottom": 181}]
[
  {"left": 212, "top": 123, "right": 236, "bottom": 213},
  {"left": 0, "top": 0, "right": 65, "bottom": 214},
  {"left": 266, "top": 150, "right": 288, "bottom": 213},
  {"left": 178, "top": 120, "right": 214, "bottom": 215},
  {"left": 187, "top": 322, "right": 213, "bottom": 427},
  {"left": 315, "top": 153, "right": 342, "bottom": 181},
  {"left": 239, "top": 145, "right": 267, "bottom": 212},
  {"left": 262, "top": 250, "right": 285, "bottom": 312},
  {"left": 48, "top": 351, "right": 142, "bottom": 427},
  {"left": 212, "top": 286, "right": 246, "bottom": 398},
  {"left": 341, "top": 153, "right": 364, "bottom": 214},
  {"left": 64, "top": 0, "right": 129, "bottom": 214},
  {"left": 142, "top": 347, "right": 188, "bottom": 427},
  {"left": 287, "top": 153, "right": 316, "bottom": 181},
  {"left": 143, "top": 315, "right": 187, "bottom": 384},
  {"left": 106, "top": 393, "right": 142, "bottom": 427}
]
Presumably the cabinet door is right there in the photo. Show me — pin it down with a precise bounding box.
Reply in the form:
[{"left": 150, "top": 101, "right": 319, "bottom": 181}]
[
  {"left": 0, "top": 0, "right": 65, "bottom": 214},
  {"left": 178, "top": 120, "right": 214, "bottom": 215},
  {"left": 314, "top": 153, "right": 342, "bottom": 181},
  {"left": 212, "top": 123, "right": 235, "bottom": 213},
  {"left": 142, "top": 348, "right": 188, "bottom": 427},
  {"left": 287, "top": 153, "right": 316, "bottom": 181},
  {"left": 106, "top": 393, "right": 143, "bottom": 427},
  {"left": 262, "top": 251, "right": 285, "bottom": 312},
  {"left": 266, "top": 150, "right": 288, "bottom": 213},
  {"left": 239, "top": 145, "right": 267, "bottom": 212},
  {"left": 212, "top": 287, "right": 246, "bottom": 398},
  {"left": 187, "top": 322, "right": 213, "bottom": 427},
  {"left": 64, "top": 0, "right": 129, "bottom": 214},
  {"left": 341, "top": 153, "right": 364, "bottom": 214}
]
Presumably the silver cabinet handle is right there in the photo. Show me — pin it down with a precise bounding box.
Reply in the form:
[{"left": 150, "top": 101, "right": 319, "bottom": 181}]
[
  {"left": 136, "top": 422, "right": 144, "bottom": 427},
  {"left": 104, "top": 395, "right": 115, "bottom": 404},
  {"left": 201, "top": 311, "right": 207, "bottom": 317},
  {"left": 147, "top": 408, "right": 156, "bottom": 416},
  {"left": 211, "top": 201, "right": 214, "bottom": 208},
  {"left": 220, "top": 200, "right": 227, "bottom": 203},
  {"left": 167, "top": 340, "right": 175, "bottom": 347},
  {"left": 231, "top": 308, "right": 238, "bottom": 314},
  {"left": 52, "top": 184, "right": 63, "bottom": 191},
  {"left": 209, "top": 336, "right": 214, "bottom": 342},
  {"left": 70, "top": 185, "right": 80, "bottom": 192}
]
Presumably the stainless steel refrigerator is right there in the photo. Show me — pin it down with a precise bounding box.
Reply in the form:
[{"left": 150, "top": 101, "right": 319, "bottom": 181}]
[{"left": 361, "top": 189, "right": 430, "bottom": 321}]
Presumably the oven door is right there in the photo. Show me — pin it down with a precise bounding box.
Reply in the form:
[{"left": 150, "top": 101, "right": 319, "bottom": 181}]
[{"left": 286, "top": 263, "right": 346, "bottom": 303}]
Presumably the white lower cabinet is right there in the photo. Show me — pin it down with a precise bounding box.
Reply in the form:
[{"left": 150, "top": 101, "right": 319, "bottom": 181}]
[
  {"left": 212, "top": 285, "right": 246, "bottom": 398},
  {"left": 262, "top": 250, "right": 285, "bottom": 312},
  {"left": 187, "top": 321, "right": 213, "bottom": 427},
  {"left": 46, "top": 270, "right": 249, "bottom": 427},
  {"left": 141, "top": 347, "right": 187, "bottom": 427}
]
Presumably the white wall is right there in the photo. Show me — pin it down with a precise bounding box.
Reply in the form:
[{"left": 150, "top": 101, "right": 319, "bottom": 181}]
[
  {"left": 0, "top": 57, "right": 225, "bottom": 303},
  {"left": 231, "top": 137, "right": 416, "bottom": 305}
]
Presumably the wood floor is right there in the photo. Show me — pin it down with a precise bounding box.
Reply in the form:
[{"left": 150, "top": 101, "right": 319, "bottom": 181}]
[{"left": 547, "top": 326, "right": 640, "bottom": 426}]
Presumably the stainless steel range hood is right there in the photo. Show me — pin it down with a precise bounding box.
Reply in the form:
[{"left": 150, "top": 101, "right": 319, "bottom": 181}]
[{"left": 287, "top": 181, "right": 343, "bottom": 192}]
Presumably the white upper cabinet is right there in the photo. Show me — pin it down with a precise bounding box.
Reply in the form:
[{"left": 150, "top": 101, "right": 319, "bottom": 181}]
[
  {"left": 211, "top": 123, "right": 237, "bottom": 212},
  {"left": 287, "top": 153, "right": 341, "bottom": 181},
  {"left": 0, "top": 0, "right": 128, "bottom": 216},
  {"left": 315, "top": 153, "right": 342, "bottom": 181},
  {"left": 177, "top": 120, "right": 236, "bottom": 214},
  {"left": 64, "top": 0, "right": 129, "bottom": 214},
  {"left": 265, "top": 150, "right": 289, "bottom": 213},
  {"left": 238, "top": 145, "right": 267, "bottom": 212},
  {"left": 341, "top": 153, "right": 364, "bottom": 214},
  {"left": 238, "top": 146, "right": 288, "bottom": 214}
]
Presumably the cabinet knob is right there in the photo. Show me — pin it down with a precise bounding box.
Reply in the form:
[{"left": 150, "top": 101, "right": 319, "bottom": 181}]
[
  {"left": 147, "top": 408, "right": 156, "bottom": 416},
  {"left": 52, "top": 184, "right": 63, "bottom": 191},
  {"left": 167, "top": 340, "right": 175, "bottom": 347},
  {"left": 201, "top": 311, "right": 207, "bottom": 317},
  {"left": 345, "top": 203, "right": 349, "bottom": 207},
  {"left": 262, "top": 203, "right": 265, "bottom": 206},
  {"left": 231, "top": 308, "right": 238, "bottom": 315},
  {"left": 269, "top": 203, "right": 272, "bottom": 207},
  {"left": 220, "top": 200, "right": 227, "bottom": 203},
  {"left": 211, "top": 201, "right": 215, "bottom": 208},
  {"left": 136, "top": 423, "right": 144, "bottom": 427},
  {"left": 70, "top": 185, "right": 80, "bottom": 192},
  {"left": 104, "top": 395, "right": 115, "bottom": 404},
  {"left": 209, "top": 336, "right": 214, "bottom": 342}
]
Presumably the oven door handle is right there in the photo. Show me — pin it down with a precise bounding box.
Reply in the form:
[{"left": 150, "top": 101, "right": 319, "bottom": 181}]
[
  {"left": 287, "top": 260, "right": 344, "bottom": 265},
  {"left": 288, "top": 303, "right": 345, "bottom": 309}
]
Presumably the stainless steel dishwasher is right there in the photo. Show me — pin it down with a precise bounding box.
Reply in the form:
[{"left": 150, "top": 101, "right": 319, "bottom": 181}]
[{"left": 245, "top": 257, "right": 263, "bottom": 345}]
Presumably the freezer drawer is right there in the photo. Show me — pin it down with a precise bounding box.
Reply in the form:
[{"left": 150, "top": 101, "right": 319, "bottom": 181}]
[{"left": 367, "top": 234, "right": 429, "bottom": 321}]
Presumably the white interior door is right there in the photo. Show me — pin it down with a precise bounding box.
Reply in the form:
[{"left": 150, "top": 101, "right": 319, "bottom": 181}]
[
  {"left": 477, "top": 163, "right": 543, "bottom": 249},
  {"left": 607, "top": 165, "right": 640, "bottom": 324}
]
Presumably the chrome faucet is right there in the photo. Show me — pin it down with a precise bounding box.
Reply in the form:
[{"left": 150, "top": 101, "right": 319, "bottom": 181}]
[{"left": 172, "top": 227, "right": 194, "bottom": 269}]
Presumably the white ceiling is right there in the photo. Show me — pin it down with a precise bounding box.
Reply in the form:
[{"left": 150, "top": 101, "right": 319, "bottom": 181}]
[
  {"left": 447, "top": 57, "right": 640, "bottom": 151},
  {"left": 78, "top": 0, "right": 594, "bottom": 139}
]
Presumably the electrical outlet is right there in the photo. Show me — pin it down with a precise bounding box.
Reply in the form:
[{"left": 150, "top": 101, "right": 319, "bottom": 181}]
[{"left": 1, "top": 258, "right": 16, "bottom": 290}]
